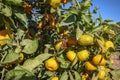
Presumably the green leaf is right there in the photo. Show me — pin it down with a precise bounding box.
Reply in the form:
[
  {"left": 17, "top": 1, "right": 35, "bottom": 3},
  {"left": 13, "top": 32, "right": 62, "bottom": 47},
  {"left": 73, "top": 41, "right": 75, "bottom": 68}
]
[
  {"left": 57, "top": 57, "right": 70, "bottom": 69},
  {"left": 91, "top": 73, "right": 98, "bottom": 80},
  {"left": 62, "top": 8, "right": 78, "bottom": 18},
  {"left": 104, "top": 19, "right": 113, "bottom": 23},
  {"left": 22, "top": 59, "right": 40, "bottom": 71},
  {"left": 44, "top": 71, "right": 56, "bottom": 77},
  {"left": 5, "top": 0, "right": 23, "bottom": 6},
  {"left": 105, "top": 29, "right": 116, "bottom": 35},
  {"left": 81, "top": 0, "right": 92, "bottom": 8},
  {"left": 5, "top": 66, "right": 36, "bottom": 80},
  {"left": 0, "top": 3, "right": 12, "bottom": 17},
  {"left": 21, "top": 39, "right": 38, "bottom": 54},
  {"left": 22, "top": 53, "right": 52, "bottom": 71},
  {"left": 68, "top": 71, "right": 74, "bottom": 80},
  {"left": 8, "top": 17, "right": 17, "bottom": 29},
  {"left": 74, "top": 70, "right": 81, "bottom": 80},
  {"left": 110, "top": 70, "right": 120, "bottom": 80},
  {"left": 50, "top": 7, "right": 56, "bottom": 13},
  {"left": 60, "top": 71, "right": 68, "bottom": 80},
  {"left": 59, "top": 9, "right": 78, "bottom": 26},
  {"left": 64, "top": 15, "right": 76, "bottom": 24},
  {"left": 17, "top": 28, "right": 25, "bottom": 39},
  {"left": 76, "top": 24, "right": 83, "bottom": 40},
  {"left": 14, "top": 46, "right": 22, "bottom": 53},
  {"left": 59, "top": 21, "right": 73, "bottom": 27},
  {"left": 96, "top": 39, "right": 105, "bottom": 50},
  {"left": 81, "top": 14, "right": 91, "bottom": 23},
  {"left": 75, "top": 0, "right": 81, "bottom": 9},
  {"left": 69, "top": 8, "right": 78, "bottom": 15},
  {"left": 57, "top": 49, "right": 66, "bottom": 55},
  {"left": 71, "top": 56, "right": 78, "bottom": 68},
  {"left": 13, "top": 8, "right": 27, "bottom": 28},
  {"left": 90, "top": 25, "right": 103, "bottom": 34},
  {"left": 110, "top": 23, "right": 120, "bottom": 28},
  {"left": 60, "top": 61, "right": 70, "bottom": 69},
  {"left": 114, "top": 34, "right": 120, "bottom": 49},
  {"left": 0, "top": 50, "right": 19, "bottom": 64},
  {"left": 35, "top": 53, "right": 52, "bottom": 61}
]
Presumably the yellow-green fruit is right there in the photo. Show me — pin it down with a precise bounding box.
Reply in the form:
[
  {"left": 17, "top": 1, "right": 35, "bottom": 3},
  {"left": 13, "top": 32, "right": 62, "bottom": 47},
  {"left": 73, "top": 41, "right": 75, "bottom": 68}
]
[
  {"left": 78, "top": 35, "right": 93, "bottom": 46},
  {"left": 92, "top": 54, "right": 106, "bottom": 66},
  {"left": 45, "top": 57, "right": 59, "bottom": 71},
  {"left": 47, "top": 0, "right": 61, "bottom": 8},
  {"left": 105, "top": 40, "right": 114, "bottom": 50},
  {"left": 82, "top": 73, "right": 88, "bottom": 80},
  {"left": 55, "top": 41, "right": 62, "bottom": 51},
  {"left": 60, "top": 31, "right": 70, "bottom": 36},
  {"left": 18, "top": 53, "right": 24, "bottom": 63},
  {"left": 101, "top": 48, "right": 107, "bottom": 54},
  {"left": 66, "top": 51, "right": 76, "bottom": 62},
  {"left": 77, "top": 50, "right": 89, "bottom": 61},
  {"left": 85, "top": 61, "right": 97, "bottom": 71},
  {"left": 98, "top": 70, "right": 106, "bottom": 80},
  {"left": 0, "top": 30, "right": 10, "bottom": 45},
  {"left": 51, "top": 77, "right": 59, "bottom": 80}
]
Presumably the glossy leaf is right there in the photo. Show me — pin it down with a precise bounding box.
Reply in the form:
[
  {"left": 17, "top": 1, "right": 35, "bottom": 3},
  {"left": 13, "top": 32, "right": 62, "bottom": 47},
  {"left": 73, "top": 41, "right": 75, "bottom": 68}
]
[
  {"left": 57, "top": 57, "right": 70, "bottom": 69},
  {"left": 0, "top": 3, "right": 12, "bottom": 17},
  {"left": 5, "top": 0, "right": 23, "bottom": 6},
  {"left": 0, "top": 50, "right": 19, "bottom": 64},
  {"left": 71, "top": 56, "right": 78, "bottom": 68},
  {"left": 22, "top": 53, "right": 52, "bottom": 71},
  {"left": 81, "top": 14, "right": 91, "bottom": 23},
  {"left": 74, "top": 70, "right": 81, "bottom": 80},
  {"left": 69, "top": 71, "right": 74, "bottom": 80},
  {"left": 60, "top": 71, "right": 68, "bottom": 80},
  {"left": 14, "top": 8, "right": 27, "bottom": 28},
  {"left": 82, "top": 0, "right": 92, "bottom": 7},
  {"left": 5, "top": 66, "right": 36, "bottom": 80},
  {"left": 76, "top": 24, "right": 83, "bottom": 40},
  {"left": 21, "top": 39, "right": 38, "bottom": 54},
  {"left": 110, "top": 70, "right": 120, "bottom": 80}
]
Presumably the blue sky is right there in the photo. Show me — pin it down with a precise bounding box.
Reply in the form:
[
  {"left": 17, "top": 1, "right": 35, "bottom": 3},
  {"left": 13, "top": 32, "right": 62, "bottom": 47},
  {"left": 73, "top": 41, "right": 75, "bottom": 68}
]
[
  {"left": 65, "top": 0, "right": 120, "bottom": 22},
  {"left": 91, "top": 0, "right": 120, "bottom": 22}
]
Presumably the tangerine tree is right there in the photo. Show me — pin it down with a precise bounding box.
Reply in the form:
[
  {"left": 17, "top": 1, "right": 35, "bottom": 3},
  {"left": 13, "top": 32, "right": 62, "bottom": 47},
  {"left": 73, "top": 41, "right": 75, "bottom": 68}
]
[{"left": 0, "top": 0, "right": 120, "bottom": 80}]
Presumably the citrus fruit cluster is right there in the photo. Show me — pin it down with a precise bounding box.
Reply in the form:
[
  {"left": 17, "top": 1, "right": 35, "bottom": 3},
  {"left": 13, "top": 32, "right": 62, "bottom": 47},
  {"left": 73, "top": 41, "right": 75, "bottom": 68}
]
[{"left": 45, "top": 33, "right": 115, "bottom": 80}]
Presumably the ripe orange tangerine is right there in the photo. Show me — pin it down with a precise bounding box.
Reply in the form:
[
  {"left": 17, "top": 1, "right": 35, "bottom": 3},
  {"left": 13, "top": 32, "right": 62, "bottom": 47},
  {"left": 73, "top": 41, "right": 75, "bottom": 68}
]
[
  {"left": 92, "top": 54, "right": 106, "bottom": 66},
  {"left": 45, "top": 57, "right": 59, "bottom": 71},
  {"left": 85, "top": 61, "right": 97, "bottom": 71},
  {"left": 0, "top": 30, "right": 10, "bottom": 45},
  {"left": 105, "top": 40, "right": 114, "bottom": 50},
  {"left": 98, "top": 70, "right": 106, "bottom": 80},
  {"left": 66, "top": 50, "right": 76, "bottom": 62},
  {"left": 78, "top": 34, "right": 93, "bottom": 46},
  {"left": 55, "top": 41, "right": 62, "bottom": 51},
  {"left": 77, "top": 50, "right": 89, "bottom": 61},
  {"left": 51, "top": 77, "right": 59, "bottom": 80}
]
